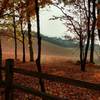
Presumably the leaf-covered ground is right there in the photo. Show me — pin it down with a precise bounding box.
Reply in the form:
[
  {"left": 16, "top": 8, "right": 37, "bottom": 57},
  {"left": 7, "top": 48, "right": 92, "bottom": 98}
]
[{"left": 0, "top": 56, "right": 100, "bottom": 100}]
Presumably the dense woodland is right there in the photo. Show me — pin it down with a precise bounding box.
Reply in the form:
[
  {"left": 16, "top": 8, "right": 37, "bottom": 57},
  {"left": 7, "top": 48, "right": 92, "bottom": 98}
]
[{"left": 0, "top": 0, "right": 100, "bottom": 100}]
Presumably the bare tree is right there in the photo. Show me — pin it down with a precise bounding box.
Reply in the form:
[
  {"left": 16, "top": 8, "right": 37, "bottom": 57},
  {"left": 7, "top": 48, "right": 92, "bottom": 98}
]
[{"left": 52, "top": 0, "right": 89, "bottom": 71}]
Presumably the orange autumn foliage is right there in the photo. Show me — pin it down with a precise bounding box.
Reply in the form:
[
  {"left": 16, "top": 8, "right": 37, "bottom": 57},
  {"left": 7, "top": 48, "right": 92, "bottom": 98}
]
[{"left": 0, "top": 0, "right": 52, "bottom": 17}]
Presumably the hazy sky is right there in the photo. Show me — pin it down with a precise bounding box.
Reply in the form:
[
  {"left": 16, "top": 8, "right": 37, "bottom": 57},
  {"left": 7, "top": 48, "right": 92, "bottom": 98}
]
[{"left": 31, "top": 5, "right": 67, "bottom": 38}]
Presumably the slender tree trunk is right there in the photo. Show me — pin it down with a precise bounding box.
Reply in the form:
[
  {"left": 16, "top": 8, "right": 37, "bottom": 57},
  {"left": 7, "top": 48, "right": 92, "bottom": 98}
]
[
  {"left": 28, "top": 19, "right": 34, "bottom": 62},
  {"left": 79, "top": 35, "right": 84, "bottom": 71},
  {"left": 97, "top": 0, "right": 100, "bottom": 40},
  {"left": 26, "top": 0, "right": 34, "bottom": 62},
  {"left": 20, "top": 18, "right": 26, "bottom": 63},
  {"left": 0, "top": 36, "right": 2, "bottom": 80},
  {"left": 83, "top": 0, "right": 91, "bottom": 71},
  {"left": 79, "top": 7, "right": 84, "bottom": 71},
  {"left": 13, "top": 16, "right": 17, "bottom": 61},
  {"left": 90, "top": 0, "right": 96, "bottom": 63},
  {"left": 13, "top": 0, "right": 17, "bottom": 61},
  {"left": 35, "top": 0, "right": 46, "bottom": 99},
  {"left": 98, "top": 30, "right": 100, "bottom": 40}
]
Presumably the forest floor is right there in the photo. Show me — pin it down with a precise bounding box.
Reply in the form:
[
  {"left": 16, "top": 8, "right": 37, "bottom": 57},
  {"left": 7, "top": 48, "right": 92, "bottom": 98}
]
[{"left": 0, "top": 55, "right": 100, "bottom": 100}]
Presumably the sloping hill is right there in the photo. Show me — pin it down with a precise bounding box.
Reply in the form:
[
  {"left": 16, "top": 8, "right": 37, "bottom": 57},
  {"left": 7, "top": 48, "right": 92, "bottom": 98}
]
[
  {"left": 41, "top": 34, "right": 78, "bottom": 48},
  {"left": 25, "top": 31, "right": 78, "bottom": 48},
  {"left": 1, "top": 36, "right": 79, "bottom": 61}
]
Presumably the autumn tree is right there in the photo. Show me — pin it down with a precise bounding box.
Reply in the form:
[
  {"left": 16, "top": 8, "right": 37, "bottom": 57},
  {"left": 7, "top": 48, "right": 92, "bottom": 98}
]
[
  {"left": 97, "top": 0, "right": 100, "bottom": 40},
  {"left": 35, "top": 0, "right": 53, "bottom": 98},
  {"left": 18, "top": 1, "right": 26, "bottom": 63},
  {"left": 0, "top": 0, "right": 10, "bottom": 80},
  {"left": 13, "top": 0, "right": 18, "bottom": 61},
  {"left": 52, "top": 0, "right": 90, "bottom": 71},
  {"left": 35, "top": 0, "right": 46, "bottom": 96},
  {"left": 20, "top": 17, "right": 26, "bottom": 62},
  {"left": 25, "top": 0, "right": 34, "bottom": 62},
  {"left": 0, "top": 0, "right": 18, "bottom": 61},
  {"left": 80, "top": 0, "right": 91, "bottom": 71},
  {"left": 90, "top": 0, "right": 96, "bottom": 63},
  {"left": 18, "top": 0, "right": 52, "bottom": 98},
  {"left": 0, "top": 34, "right": 2, "bottom": 80}
]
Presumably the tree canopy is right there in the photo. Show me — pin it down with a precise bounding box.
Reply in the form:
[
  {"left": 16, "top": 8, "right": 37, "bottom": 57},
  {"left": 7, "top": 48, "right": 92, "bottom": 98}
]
[{"left": 0, "top": 0, "right": 52, "bottom": 17}]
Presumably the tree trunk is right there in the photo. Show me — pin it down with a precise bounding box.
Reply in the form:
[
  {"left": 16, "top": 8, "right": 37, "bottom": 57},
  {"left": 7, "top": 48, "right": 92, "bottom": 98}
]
[
  {"left": 26, "top": 0, "right": 34, "bottom": 62},
  {"left": 98, "top": 30, "right": 100, "bottom": 40},
  {"left": 83, "top": 0, "right": 91, "bottom": 71},
  {"left": 90, "top": 0, "right": 96, "bottom": 63},
  {"left": 97, "top": 0, "right": 100, "bottom": 41},
  {"left": 79, "top": 7, "right": 84, "bottom": 71},
  {"left": 13, "top": 14, "right": 17, "bottom": 60},
  {"left": 79, "top": 35, "right": 84, "bottom": 71},
  {"left": 13, "top": 0, "right": 17, "bottom": 61},
  {"left": 20, "top": 18, "right": 26, "bottom": 63},
  {"left": 0, "top": 37, "right": 2, "bottom": 80},
  {"left": 35, "top": 0, "right": 46, "bottom": 99},
  {"left": 28, "top": 19, "right": 34, "bottom": 62}
]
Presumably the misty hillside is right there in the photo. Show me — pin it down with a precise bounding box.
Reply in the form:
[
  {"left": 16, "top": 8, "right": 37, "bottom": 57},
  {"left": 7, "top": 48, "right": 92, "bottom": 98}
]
[
  {"left": 41, "top": 34, "right": 78, "bottom": 48},
  {"left": 1, "top": 35, "right": 79, "bottom": 59},
  {"left": 22, "top": 31, "right": 78, "bottom": 48},
  {"left": 0, "top": 31, "right": 100, "bottom": 63}
]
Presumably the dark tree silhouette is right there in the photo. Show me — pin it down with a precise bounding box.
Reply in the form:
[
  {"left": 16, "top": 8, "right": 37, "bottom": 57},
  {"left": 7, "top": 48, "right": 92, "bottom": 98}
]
[
  {"left": 0, "top": 36, "right": 2, "bottom": 80},
  {"left": 13, "top": 0, "right": 17, "bottom": 61},
  {"left": 90, "top": 0, "right": 96, "bottom": 63},
  {"left": 35, "top": 0, "right": 46, "bottom": 99},
  {"left": 79, "top": 33, "right": 84, "bottom": 71},
  {"left": 97, "top": 0, "right": 100, "bottom": 40},
  {"left": 26, "top": 0, "right": 34, "bottom": 62},
  {"left": 83, "top": 0, "right": 91, "bottom": 71},
  {"left": 20, "top": 17, "right": 26, "bottom": 63}
]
